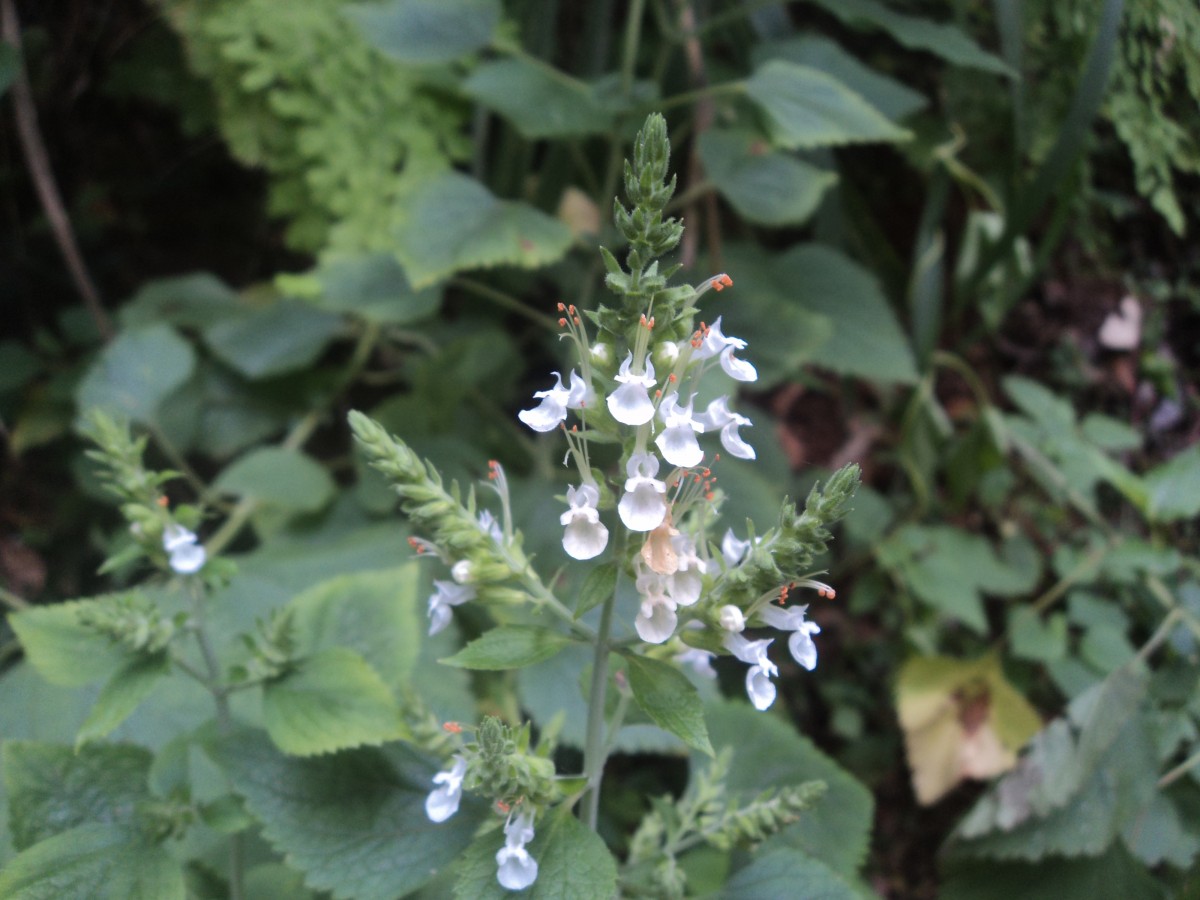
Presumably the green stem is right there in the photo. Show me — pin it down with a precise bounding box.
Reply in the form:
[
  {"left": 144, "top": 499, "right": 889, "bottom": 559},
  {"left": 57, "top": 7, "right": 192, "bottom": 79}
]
[
  {"left": 1159, "top": 747, "right": 1200, "bottom": 789},
  {"left": 450, "top": 277, "right": 560, "bottom": 331},
  {"left": 619, "top": 0, "right": 647, "bottom": 95},
  {"left": 0, "top": 585, "right": 30, "bottom": 611},
  {"left": 582, "top": 530, "right": 625, "bottom": 829}
]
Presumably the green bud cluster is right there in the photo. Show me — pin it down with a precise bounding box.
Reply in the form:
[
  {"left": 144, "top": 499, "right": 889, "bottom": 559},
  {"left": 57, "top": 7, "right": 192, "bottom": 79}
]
[
  {"left": 348, "top": 410, "right": 516, "bottom": 583},
  {"left": 463, "top": 716, "right": 560, "bottom": 810},
  {"left": 700, "top": 780, "right": 827, "bottom": 851},
  {"left": 230, "top": 609, "right": 296, "bottom": 684},
  {"left": 81, "top": 411, "right": 175, "bottom": 508},
  {"left": 77, "top": 591, "right": 179, "bottom": 655}
]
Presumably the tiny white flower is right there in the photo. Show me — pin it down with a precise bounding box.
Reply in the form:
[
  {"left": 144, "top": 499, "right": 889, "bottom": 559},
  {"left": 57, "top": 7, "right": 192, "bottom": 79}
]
[
  {"left": 427, "top": 580, "right": 475, "bottom": 636},
  {"left": 451, "top": 559, "right": 474, "bottom": 584},
  {"left": 759, "top": 604, "right": 821, "bottom": 671},
  {"left": 675, "top": 646, "right": 718, "bottom": 679},
  {"left": 655, "top": 393, "right": 705, "bottom": 468},
  {"left": 718, "top": 604, "right": 746, "bottom": 633},
  {"left": 425, "top": 755, "right": 467, "bottom": 823},
  {"left": 606, "top": 353, "right": 657, "bottom": 425},
  {"left": 634, "top": 563, "right": 678, "bottom": 644},
  {"left": 696, "top": 397, "right": 756, "bottom": 460},
  {"left": 618, "top": 452, "right": 667, "bottom": 532},
  {"left": 518, "top": 371, "right": 572, "bottom": 432},
  {"left": 665, "top": 533, "right": 705, "bottom": 606},
  {"left": 566, "top": 369, "right": 595, "bottom": 410},
  {"left": 163, "top": 523, "right": 206, "bottom": 574},
  {"left": 724, "top": 632, "right": 778, "bottom": 711},
  {"left": 478, "top": 510, "right": 504, "bottom": 544},
  {"left": 496, "top": 810, "right": 539, "bottom": 891},
  {"left": 560, "top": 483, "right": 609, "bottom": 560},
  {"left": 692, "top": 316, "right": 757, "bottom": 382},
  {"left": 721, "top": 528, "right": 754, "bottom": 567}
]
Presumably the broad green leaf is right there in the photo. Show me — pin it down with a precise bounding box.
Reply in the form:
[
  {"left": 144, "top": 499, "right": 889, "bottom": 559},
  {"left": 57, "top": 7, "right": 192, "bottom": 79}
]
[
  {"left": 202, "top": 300, "right": 343, "bottom": 380},
  {"left": 699, "top": 702, "right": 873, "bottom": 877},
  {"left": 1121, "top": 787, "right": 1200, "bottom": 868},
  {"left": 770, "top": 244, "right": 918, "bottom": 384},
  {"left": 346, "top": 0, "right": 500, "bottom": 64},
  {"left": 806, "top": 0, "right": 1013, "bottom": 75},
  {"left": 1143, "top": 444, "right": 1200, "bottom": 523},
  {"left": 1079, "top": 413, "right": 1141, "bottom": 451},
  {"left": 302, "top": 253, "right": 442, "bottom": 324},
  {"left": 1004, "top": 376, "right": 1076, "bottom": 430},
  {"left": 8, "top": 598, "right": 132, "bottom": 686},
  {"left": 744, "top": 60, "right": 909, "bottom": 149},
  {"left": 720, "top": 847, "right": 858, "bottom": 899},
  {"left": 441, "top": 626, "right": 573, "bottom": 670},
  {"left": 699, "top": 129, "right": 836, "bottom": 226},
  {"left": 453, "top": 805, "right": 619, "bottom": 899},
  {"left": 262, "top": 647, "right": 405, "bottom": 755},
  {"left": 75, "top": 324, "right": 195, "bottom": 423},
  {"left": 76, "top": 652, "right": 171, "bottom": 748},
  {"left": 116, "top": 273, "right": 242, "bottom": 329},
  {"left": 288, "top": 564, "right": 422, "bottom": 690},
  {"left": 0, "top": 824, "right": 184, "bottom": 900},
  {"left": 573, "top": 562, "right": 617, "bottom": 619},
  {"left": 1007, "top": 608, "right": 1067, "bottom": 663},
  {"left": 625, "top": 655, "right": 713, "bottom": 756},
  {"left": 941, "top": 843, "right": 1162, "bottom": 900},
  {"left": 244, "top": 863, "right": 317, "bottom": 900},
  {"left": 210, "top": 730, "right": 488, "bottom": 900},
  {"left": 464, "top": 58, "right": 611, "bottom": 138},
  {"left": 3, "top": 741, "right": 152, "bottom": 850},
  {"left": 395, "top": 172, "right": 573, "bottom": 288},
  {"left": 753, "top": 36, "right": 928, "bottom": 121},
  {"left": 213, "top": 447, "right": 336, "bottom": 513}
]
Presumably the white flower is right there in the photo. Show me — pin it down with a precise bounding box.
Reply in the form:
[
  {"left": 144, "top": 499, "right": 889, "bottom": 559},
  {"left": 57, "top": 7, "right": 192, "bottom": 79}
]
[
  {"left": 724, "top": 632, "right": 778, "bottom": 711},
  {"left": 163, "top": 524, "right": 206, "bottom": 574},
  {"left": 721, "top": 529, "right": 754, "bottom": 566},
  {"left": 695, "top": 397, "right": 755, "bottom": 460},
  {"left": 692, "top": 317, "right": 757, "bottom": 382},
  {"left": 655, "top": 393, "right": 705, "bottom": 468},
  {"left": 634, "top": 564, "right": 677, "bottom": 644},
  {"left": 560, "top": 483, "right": 609, "bottom": 560},
  {"left": 425, "top": 755, "right": 467, "bottom": 823},
  {"left": 427, "top": 580, "right": 475, "bottom": 636},
  {"left": 759, "top": 604, "right": 821, "bottom": 671},
  {"left": 665, "top": 533, "right": 705, "bottom": 606},
  {"left": 566, "top": 369, "right": 595, "bottom": 410},
  {"left": 606, "top": 353, "right": 657, "bottom": 425},
  {"left": 478, "top": 510, "right": 504, "bottom": 544},
  {"left": 451, "top": 559, "right": 474, "bottom": 584},
  {"left": 517, "top": 371, "right": 571, "bottom": 432},
  {"left": 496, "top": 810, "right": 539, "bottom": 891},
  {"left": 675, "top": 646, "right": 718, "bottom": 679},
  {"left": 618, "top": 452, "right": 667, "bottom": 532},
  {"left": 718, "top": 604, "right": 745, "bottom": 633}
]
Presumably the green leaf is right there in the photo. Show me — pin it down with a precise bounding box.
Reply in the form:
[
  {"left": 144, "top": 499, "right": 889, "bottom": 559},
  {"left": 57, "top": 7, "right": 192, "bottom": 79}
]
[
  {"left": 116, "top": 273, "right": 243, "bottom": 329},
  {"left": 3, "top": 741, "right": 152, "bottom": 850},
  {"left": 201, "top": 300, "right": 342, "bottom": 380},
  {"left": 75, "top": 324, "right": 195, "bottom": 423},
  {"left": 287, "top": 564, "right": 422, "bottom": 690},
  {"left": 213, "top": 447, "right": 336, "bottom": 514},
  {"left": 625, "top": 655, "right": 713, "bottom": 756},
  {"left": 720, "top": 847, "right": 858, "bottom": 899},
  {"left": 743, "top": 60, "right": 910, "bottom": 149},
  {"left": 261, "top": 647, "right": 406, "bottom": 756},
  {"left": 464, "top": 58, "right": 612, "bottom": 138},
  {"left": 1007, "top": 608, "right": 1067, "bottom": 662},
  {"left": 941, "top": 842, "right": 1162, "bottom": 900},
  {"left": 699, "top": 129, "right": 836, "bottom": 226},
  {"left": 346, "top": 0, "right": 500, "bottom": 64},
  {"left": 0, "top": 824, "right": 185, "bottom": 900},
  {"left": 753, "top": 36, "right": 928, "bottom": 121},
  {"left": 698, "top": 702, "right": 873, "bottom": 877},
  {"left": 441, "top": 626, "right": 573, "bottom": 670},
  {"left": 453, "top": 805, "right": 619, "bottom": 899},
  {"left": 395, "top": 172, "right": 573, "bottom": 288},
  {"left": 1143, "top": 444, "right": 1200, "bottom": 523},
  {"left": 304, "top": 253, "right": 442, "bottom": 324},
  {"left": 210, "top": 729, "right": 488, "bottom": 900},
  {"left": 806, "top": 0, "right": 1013, "bottom": 75},
  {"left": 76, "top": 652, "right": 171, "bottom": 748},
  {"left": 8, "top": 599, "right": 132, "bottom": 687},
  {"left": 574, "top": 563, "right": 617, "bottom": 619}
]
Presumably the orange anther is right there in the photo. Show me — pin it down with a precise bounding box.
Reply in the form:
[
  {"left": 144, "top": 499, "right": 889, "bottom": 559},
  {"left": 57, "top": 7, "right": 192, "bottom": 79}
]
[
  {"left": 559, "top": 318, "right": 568, "bottom": 327},
  {"left": 668, "top": 374, "right": 677, "bottom": 383},
  {"left": 443, "top": 721, "right": 463, "bottom": 733},
  {"left": 496, "top": 800, "right": 511, "bottom": 814},
  {"left": 557, "top": 302, "right": 566, "bottom": 311}
]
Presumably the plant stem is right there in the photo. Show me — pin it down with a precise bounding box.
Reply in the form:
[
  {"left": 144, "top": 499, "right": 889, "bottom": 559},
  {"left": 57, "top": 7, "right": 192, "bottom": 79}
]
[
  {"left": 0, "top": 585, "right": 30, "bottom": 611},
  {"left": 451, "top": 277, "right": 560, "bottom": 331},
  {"left": 582, "top": 530, "right": 625, "bottom": 829},
  {"left": 1159, "top": 747, "right": 1200, "bottom": 789}
]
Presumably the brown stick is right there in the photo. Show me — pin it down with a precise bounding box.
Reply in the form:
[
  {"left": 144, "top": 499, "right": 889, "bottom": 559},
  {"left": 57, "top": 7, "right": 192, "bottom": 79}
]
[{"left": 1, "top": 0, "right": 113, "bottom": 340}]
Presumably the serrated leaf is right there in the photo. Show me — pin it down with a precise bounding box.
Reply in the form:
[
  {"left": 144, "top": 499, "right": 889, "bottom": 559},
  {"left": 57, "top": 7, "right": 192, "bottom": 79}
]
[
  {"left": 720, "top": 846, "right": 858, "bottom": 899},
  {"left": 698, "top": 702, "right": 873, "bottom": 877},
  {"left": 574, "top": 563, "right": 617, "bottom": 619},
  {"left": 452, "top": 805, "right": 618, "bottom": 899},
  {"left": 464, "top": 58, "right": 612, "bottom": 138},
  {"left": 346, "top": 0, "right": 500, "bottom": 64},
  {"left": 941, "top": 843, "right": 1161, "bottom": 900},
  {"left": 395, "top": 173, "right": 573, "bottom": 288},
  {"left": 8, "top": 599, "right": 132, "bottom": 686},
  {"left": 699, "top": 129, "right": 836, "bottom": 226},
  {"left": 201, "top": 300, "right": 343, "bottom": 380},
  {"left": 744, "top": 60, "right": 909, "bottom": 149},
  {"left": 0, "top": 824, "right": 184, "bottom": 900},
  {"left": 213, "top": 447, "right": 336, "bottom": 513},
  {"left": 75, "top": 324, "right": 195, "bottom": 423},
  {"left": 76, "top": 652, "right": 170, "bottom": 748},
  {"left": 624, "top": 655, "right": 713, "bottom": 756},
  {"left": 210, "top": 730, "right": 488, "bottom": 900},
  {"left": 262, "top": 647, "right": 405, "bottom": 756},
  {"left": 441, "top": 626, "right": 573, "bottom": 670},
  {"left": 3, "top": 741, "right": 152, "bottom": 850},
  {"left": 287, "top": 564, "right": 422, "bottom": 690}
]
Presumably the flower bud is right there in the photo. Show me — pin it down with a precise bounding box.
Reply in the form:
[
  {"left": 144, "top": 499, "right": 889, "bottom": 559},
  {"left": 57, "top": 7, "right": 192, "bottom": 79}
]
[
  {"left": 451, "top": 559, "right": 474, "bottom": 584},
  {"left": 718, "top": 605, "right": 746, "bottom": 633}
]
